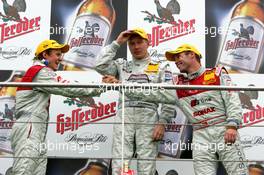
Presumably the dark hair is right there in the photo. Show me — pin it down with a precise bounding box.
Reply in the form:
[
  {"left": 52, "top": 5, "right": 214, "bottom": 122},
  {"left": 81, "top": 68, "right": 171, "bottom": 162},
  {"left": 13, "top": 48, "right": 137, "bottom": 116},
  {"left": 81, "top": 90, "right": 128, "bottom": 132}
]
[
  {"left": 34, "top": 49, "right": 53, "bottom": 60},
  {"left": 249, "top": 164, "right": 264, "bottom": 172}
]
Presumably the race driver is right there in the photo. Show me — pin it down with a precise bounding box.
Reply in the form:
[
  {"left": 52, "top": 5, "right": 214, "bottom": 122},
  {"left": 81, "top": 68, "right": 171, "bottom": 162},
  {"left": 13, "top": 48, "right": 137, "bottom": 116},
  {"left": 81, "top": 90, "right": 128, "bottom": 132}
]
[
  {"left": 95, "top": 28, "right": 175, "bottom": 175},
  {"left": 10, "top": 40, "right": 102, "bottom": 175},
  {"left": 119, "top": 44, "right": 249, "bottom": 175}
]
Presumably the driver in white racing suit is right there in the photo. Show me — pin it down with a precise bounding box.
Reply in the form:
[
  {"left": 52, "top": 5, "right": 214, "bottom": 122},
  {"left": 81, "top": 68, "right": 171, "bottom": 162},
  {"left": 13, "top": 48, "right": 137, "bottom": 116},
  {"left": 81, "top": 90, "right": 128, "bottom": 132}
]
[
  {"left": 10, "top": 40, "right": 102, "bottom": 175},
  {"left": 121, "top": 44, "right": 249, "bottom": 175},
  {"left": 95, "top": 28, "right": 176, "bottom": 175}
]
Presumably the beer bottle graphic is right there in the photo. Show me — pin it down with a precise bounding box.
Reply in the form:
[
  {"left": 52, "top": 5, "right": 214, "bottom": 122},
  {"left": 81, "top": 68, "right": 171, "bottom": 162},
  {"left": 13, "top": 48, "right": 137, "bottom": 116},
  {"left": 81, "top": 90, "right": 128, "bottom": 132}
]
[
  {"left": 63, "top": 0, "right": 116, "bottom": 70},
  {"left": 216, "top": 0, "right": 264, "bottom": 73},
  {"left": 0, "top": 70, "right": 23, "bottom": 153}
]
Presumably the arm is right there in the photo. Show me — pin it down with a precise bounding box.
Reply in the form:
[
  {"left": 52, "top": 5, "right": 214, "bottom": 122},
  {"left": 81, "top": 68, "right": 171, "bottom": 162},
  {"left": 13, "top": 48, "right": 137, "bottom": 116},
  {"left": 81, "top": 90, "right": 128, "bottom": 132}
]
[
  {"left": 33, "top": 67, "right": 102, "bottom": 97},
  {"left": 220, "top": 69, "right": 242, "bottom": 128},
  {"left": 95, "top": 30, "right": 133, "bottom": 76},
  {"left": 124, "top": 88, "right": 177, "bottom": 105},
  {"left": 100, "top": 74, "right": 177, "bottom": 105},
  {"left": 152, "top": 101, "right": 176, "bottom": 141},
  {"left": 158, "top": 62, "right": 176, "bottom": 124},
  {"left": 95, "top": 41, "right": 120, "bottom": 76},
  {"left": 152, "top": 62, "right": 176, "bottom": 140},
  {"left": 219, "top": 68, "right": 242, "bottom": 143}
]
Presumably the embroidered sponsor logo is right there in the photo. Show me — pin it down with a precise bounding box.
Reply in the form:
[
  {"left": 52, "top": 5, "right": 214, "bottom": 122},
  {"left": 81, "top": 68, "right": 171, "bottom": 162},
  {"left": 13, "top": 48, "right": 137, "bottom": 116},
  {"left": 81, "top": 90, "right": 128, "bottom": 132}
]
[
  {"left": 193, "top": 107, "right": 215, "bottom": 117},
  {"left": 127, "top": 74, "right": 150, "bottom": 83},
  {"left": 190, "top": 97, "right": 212, "bottom": 107}
]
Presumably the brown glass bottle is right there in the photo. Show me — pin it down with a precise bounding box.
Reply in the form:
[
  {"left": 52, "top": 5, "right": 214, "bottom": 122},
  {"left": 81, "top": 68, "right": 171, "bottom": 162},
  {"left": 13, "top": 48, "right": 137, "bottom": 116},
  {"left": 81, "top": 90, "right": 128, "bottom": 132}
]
[
  {"left": 63, "top": 0, "right": 116, "bottom": 70},
  {"left": 216, "top": 0, "right": 264, "bottom": 73}
]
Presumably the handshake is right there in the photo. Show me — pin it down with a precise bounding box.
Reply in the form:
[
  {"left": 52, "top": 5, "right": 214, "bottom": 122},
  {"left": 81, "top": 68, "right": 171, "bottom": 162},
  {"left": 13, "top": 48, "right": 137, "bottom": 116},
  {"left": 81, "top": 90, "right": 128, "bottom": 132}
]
[{"left": 102, "top": 75, "right": 120, "bottom": 84}]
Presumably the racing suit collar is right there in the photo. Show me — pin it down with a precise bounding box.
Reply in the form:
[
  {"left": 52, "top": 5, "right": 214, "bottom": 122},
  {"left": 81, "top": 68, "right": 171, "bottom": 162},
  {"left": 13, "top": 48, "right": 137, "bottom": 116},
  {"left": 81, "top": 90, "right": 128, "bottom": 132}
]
[
  {"left": 187, "top": 66, "right": 205, "bottom": 80},
  {"left": 33, "top": 60, "right": 46, "bottom": 66}
]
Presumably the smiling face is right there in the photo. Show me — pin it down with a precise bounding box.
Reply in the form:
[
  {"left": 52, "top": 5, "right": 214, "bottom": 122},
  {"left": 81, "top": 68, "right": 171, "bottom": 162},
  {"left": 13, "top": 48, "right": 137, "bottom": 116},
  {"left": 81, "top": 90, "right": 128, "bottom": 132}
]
[
  {"left": 128, "top": 35, "right": 149, "bottom": 60},
  {"left": 173, "top": 51, "right": 195, "bottom": 73},
  {"left": 42, "top": 49, "right": 63, "bottom": 71}
]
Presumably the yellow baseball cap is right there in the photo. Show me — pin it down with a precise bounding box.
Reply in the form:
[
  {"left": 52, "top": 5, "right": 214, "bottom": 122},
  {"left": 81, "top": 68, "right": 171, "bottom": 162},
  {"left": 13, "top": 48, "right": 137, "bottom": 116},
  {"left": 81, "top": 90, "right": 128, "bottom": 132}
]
[
  {"left": 165, "top": 44, "right": 202, "bottom": 61},
  {"left": 130, "top": 28, "right": 149, "bottom": 41},
  {"left": 35, "top": 40, "right": 69, "bottom": 56}
]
